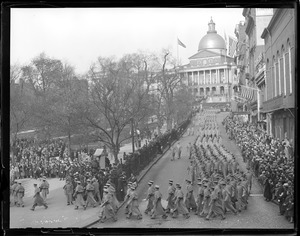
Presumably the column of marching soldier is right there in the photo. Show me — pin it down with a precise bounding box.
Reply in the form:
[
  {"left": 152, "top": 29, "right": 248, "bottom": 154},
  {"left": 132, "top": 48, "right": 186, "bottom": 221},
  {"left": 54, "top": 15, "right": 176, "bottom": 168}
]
[
  {"left": 97, "top": 111, "right": 252, "bottom": 223},
  {"left": 11, "top": 110, "right": 252, "bottom": 223}
]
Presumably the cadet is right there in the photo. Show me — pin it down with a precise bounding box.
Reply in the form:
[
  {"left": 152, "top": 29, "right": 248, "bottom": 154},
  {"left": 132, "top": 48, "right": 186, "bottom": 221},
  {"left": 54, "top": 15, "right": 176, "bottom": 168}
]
[
  {"left": 185, "top": 179, "right": 197, "bottom": 212},
  {"left": 11, "top": 180, "right": 18, "bottom": 206},
  {"left": 177, "top": 142, "right": 182, "bottom": 159},
  {"left": 85, "top": 179, "right": 97, "bottom": 208},
  {"left": 172, "top": 184, "right": 190, "bottom": 219},
  {"left": 144, "top": 180, "right": 155, "bottom": 214},
  {"left": 151, "top": 185, "right": 168, "bottom": 219},
  {"left": 195, "top": 181, "right": 204, "bottom": 216},
  {"left": 31, "top": 183, "right": 48, "bottom": 211},
  {"left": 126, "top": 185, "right": 143, "bottom": 220},
  {"left": 92, "top": 178, "right": 101, "bottom": 203},
  {"left": 63, "top": 180, "right": 74, "bottom": 205},
  {"left": 39, "top": 178, "right": 49, "bottom": 202},
  {"left": 74, "top": 181, "right": 86, "bottom": 210},
  {"left": 99, "top": 187, "right": 117, "bottom": 223},
  {"left": 166, "top": 180, "right": 176, "bottom": 213},
  {"left": 15, "top": 182, "right": 25, "bottom": 207},
  {"left": 124, "top": 182, "right": 132, "bottom": 214}
]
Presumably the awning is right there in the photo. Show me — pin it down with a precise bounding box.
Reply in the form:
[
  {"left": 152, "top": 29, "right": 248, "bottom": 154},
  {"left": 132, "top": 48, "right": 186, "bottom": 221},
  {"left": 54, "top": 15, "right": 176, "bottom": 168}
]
[{"left": 93, "top": 148, "right": 104, "bottom": 157}]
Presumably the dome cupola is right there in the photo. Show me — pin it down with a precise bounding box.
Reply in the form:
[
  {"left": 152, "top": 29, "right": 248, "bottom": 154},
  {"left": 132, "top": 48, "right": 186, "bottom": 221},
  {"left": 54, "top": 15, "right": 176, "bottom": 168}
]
[{"left": 198, "top": 18, "right": 226, "bottom": 51}]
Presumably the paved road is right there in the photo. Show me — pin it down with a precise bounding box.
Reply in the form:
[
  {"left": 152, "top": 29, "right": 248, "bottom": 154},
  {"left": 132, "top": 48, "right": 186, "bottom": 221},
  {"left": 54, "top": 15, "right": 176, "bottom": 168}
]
[{"left": 10, "top": 112, "right": 293, "bottom": 229}]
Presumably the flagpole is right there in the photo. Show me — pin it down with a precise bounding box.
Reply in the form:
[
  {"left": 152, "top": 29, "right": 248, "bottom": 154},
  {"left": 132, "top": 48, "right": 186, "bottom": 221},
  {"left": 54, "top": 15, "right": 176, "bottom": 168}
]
[{"left": 177, "top": 38, "right": 179, "bottom": 67}]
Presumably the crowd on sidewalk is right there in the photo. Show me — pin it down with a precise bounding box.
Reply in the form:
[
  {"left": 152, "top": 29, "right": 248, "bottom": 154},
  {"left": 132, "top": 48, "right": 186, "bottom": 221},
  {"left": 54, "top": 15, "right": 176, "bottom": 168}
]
[
  {"left": 9, "top": 115, "right": 192, "bottom": 216},
  {"left": 223, "top": 115, "right": 294, "bottom": 223}
]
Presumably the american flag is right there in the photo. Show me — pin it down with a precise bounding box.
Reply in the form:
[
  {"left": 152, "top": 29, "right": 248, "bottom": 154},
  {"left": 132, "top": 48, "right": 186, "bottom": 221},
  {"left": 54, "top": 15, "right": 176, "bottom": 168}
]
[
  {"left": 240, "top": 86, "right": 254, "bottom": 101},
  {"left": 177, "top": 38, "right": 186, "bottom": 48},
  {"left": 228, "top": 35, "right": 238, "bottom": 57}
]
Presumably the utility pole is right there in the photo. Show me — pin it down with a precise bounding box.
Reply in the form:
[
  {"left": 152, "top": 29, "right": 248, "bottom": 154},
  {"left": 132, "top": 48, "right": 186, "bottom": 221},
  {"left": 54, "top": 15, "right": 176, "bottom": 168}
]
[{"left": 131, "top": 117, "right": 135, "bottom": 153}]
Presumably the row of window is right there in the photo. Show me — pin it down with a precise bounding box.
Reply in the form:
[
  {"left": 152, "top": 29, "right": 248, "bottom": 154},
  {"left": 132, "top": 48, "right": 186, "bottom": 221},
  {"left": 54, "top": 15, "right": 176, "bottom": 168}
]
[{"left": 266, "top": 39, "right": 293, "bottom": 100}]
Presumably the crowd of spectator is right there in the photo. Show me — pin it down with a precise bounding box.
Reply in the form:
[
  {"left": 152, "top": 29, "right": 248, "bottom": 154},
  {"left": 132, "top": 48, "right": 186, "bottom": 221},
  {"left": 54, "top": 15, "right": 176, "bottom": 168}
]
[
  {"left": 10, "top": 113, "right": 193, "bottom": 204},
  {"left": 223, "top": 115, "right": 294, "bottom": 223}
]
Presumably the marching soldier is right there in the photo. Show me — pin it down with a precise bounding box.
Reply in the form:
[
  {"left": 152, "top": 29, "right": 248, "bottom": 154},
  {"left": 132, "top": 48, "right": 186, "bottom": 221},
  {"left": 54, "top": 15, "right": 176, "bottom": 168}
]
[
  {"left": 99, "top": 187, "right": 117, "bottom": 223},
  {"left": 195, "top": 181, "right": 204, "bottom": 216},
  {"left": 74, "top": 181, "right": 86, "bottom": 210},
  {"left": 185, "top": 179, "right": 197, "bottom": 213},
  {"left": 31, "top": 183, "right": 48, "bottom": 211},
  {"left": 15, "top": 182, "right": 25, "bottom": 207},
  {"left": 199, "top": 182, "right": 210, "bottom": 217},
  {"left": 39, "top": 178, "right": 49, "bottom": 202},
  {"left": 11, "top": 180, "right": 18, "bottom": 206},
  {"left": 151, "top": 185, "right": 168, "bottom": 219},
  {"left": 172, "top": 184, "right": 190, "bottom": 219},
  {"left": 92, "top": 178, "right": 101, "bottom": 203},
  {"left": 124, "top": 182, "right": 132, "bottom": 214},
  {"left": 166, "top": 180, "right": 176, "bottom": 213},
  {"left": 126, "top": 185, "right": 142, "bottom": 220},
  {"left": 144, "top": 180, "right": 155, "bottom": 214},
  {"left": 63, "top": 180, "right": 74, "bottom": 205},
  {"left": 85, "top": 179, "right": 97, "bottom": 208}
]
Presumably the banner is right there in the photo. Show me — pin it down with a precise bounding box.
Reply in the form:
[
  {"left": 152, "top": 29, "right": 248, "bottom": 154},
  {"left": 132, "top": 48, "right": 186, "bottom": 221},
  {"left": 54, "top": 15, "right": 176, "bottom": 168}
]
[{"left": 177, "top": 38, "right": 186, "bottom": 48}]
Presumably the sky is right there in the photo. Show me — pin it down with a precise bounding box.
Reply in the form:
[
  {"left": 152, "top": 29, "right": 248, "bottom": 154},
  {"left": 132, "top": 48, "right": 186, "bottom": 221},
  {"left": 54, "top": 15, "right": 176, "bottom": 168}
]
[{"left": 11, "top": 8, "right": 245, "bottom": 75}]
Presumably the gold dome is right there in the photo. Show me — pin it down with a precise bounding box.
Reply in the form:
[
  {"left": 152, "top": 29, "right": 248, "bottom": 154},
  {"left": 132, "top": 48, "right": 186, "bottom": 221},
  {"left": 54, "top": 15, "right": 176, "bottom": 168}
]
[{"left": 198, "top": 18, "right": 226, "bottom": 51}]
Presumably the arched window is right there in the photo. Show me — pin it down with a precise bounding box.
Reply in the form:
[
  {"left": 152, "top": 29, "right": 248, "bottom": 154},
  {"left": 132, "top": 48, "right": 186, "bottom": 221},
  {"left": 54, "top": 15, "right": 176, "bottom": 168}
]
[
  {"left": 276, "top": 51, "right": 280, "bottom": 96},
  {"left": 266, "top": 58, "right": 269, "bottom": 100},
  {"left": 273, "top": 55, "right": 277, "bottom": 97},
  {"left": 281, "top": 45, "right": 286, "bottom": 96},
  {"left": 287, "top": 39, "right": 293, "bottom": 94}
]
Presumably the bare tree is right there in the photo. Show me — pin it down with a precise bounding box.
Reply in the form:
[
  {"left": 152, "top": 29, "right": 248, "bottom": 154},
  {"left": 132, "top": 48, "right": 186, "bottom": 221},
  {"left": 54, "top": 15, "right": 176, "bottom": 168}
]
[{"left": 82, "top": 54, "right": 153, "bottom": 163}]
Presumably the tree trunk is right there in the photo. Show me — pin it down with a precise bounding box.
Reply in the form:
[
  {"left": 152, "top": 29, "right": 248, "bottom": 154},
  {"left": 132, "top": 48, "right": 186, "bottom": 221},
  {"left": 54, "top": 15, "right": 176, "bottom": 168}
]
[
  {"left": 166, "top": 116, "right": 172, "bottom": 131},
  {"left": 112, "top": 144, "right": 119, "bottom": 164}
]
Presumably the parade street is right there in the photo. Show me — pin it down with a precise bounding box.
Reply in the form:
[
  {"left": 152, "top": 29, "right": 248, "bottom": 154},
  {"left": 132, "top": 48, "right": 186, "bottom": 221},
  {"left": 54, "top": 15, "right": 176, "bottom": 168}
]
[{"left": 10, "top": 112, "right": 293, "bottom": 229}]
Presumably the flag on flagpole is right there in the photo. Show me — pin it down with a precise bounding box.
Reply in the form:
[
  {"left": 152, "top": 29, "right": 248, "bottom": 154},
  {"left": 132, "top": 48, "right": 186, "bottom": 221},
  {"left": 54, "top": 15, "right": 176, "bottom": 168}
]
[
  {"left": 177, "top": 38, "right": 186, "bottom": 48},
  {"left": 228, "top": 35, "right": 238, "bottom": 57}
]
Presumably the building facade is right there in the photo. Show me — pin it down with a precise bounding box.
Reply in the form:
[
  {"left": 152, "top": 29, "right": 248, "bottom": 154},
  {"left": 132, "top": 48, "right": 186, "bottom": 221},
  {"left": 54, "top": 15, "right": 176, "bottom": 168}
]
[
  {"left": 242, "top": 8, "right": 274, "bottom": 124},
  {"left": 180, "top": 18, "right": 237, "bottom": 110},
  {"left": 261, "top": 8, "right": 295, "bottom": 142}
]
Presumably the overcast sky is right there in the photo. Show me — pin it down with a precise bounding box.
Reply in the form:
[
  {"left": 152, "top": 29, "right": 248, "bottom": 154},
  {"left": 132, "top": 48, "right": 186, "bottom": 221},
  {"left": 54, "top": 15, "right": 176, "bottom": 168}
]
[{"left": 11, "top": 8, "right": 245, "bottom": 75}]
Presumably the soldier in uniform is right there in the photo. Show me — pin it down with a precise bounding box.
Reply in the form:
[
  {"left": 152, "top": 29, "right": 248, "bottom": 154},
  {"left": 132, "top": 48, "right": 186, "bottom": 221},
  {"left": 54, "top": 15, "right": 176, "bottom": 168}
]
[
  {"left": 172, "top": 184, "right": 190, "bottom": 219},
  {"left": 31, "top": 183, "right": 48, "bottom": 211},
  {"left": 85, "top": 179, "right": 97, "bottom": 208},
  {"left": 92, "top": 178, "right": 101, "bottom": 203},
  {"left": 166, "top": 180, "right": 176, "bottom": 213},
  {"left": 63, "top": 180, "right": 74, "bottom": 205},
  {"left": 126, "top": 185, "right": 142, "bottom": 220},
  {"left": 39, "top": 178, "right": 49, "bottom": 202},
  {"left": 177, "top": 142, "right": 182, "bottom": 159},
  {"left": 73, "top": 181, "right": 86, "bottom": 210},
  {"left": 99, "top": 187, "right": 117, "bottom": 223},
  {"left": 185, "top": 179, "right": 197, "bottom": 213},
  {"left": 195, "top": 181, "right": 204, "bottom": 216},
  {"left": 11, "top": 180, "right": 18, "bottom": 206},
  {"left": 144, "top": 180, "right": 155, "bottom": 214},
  {"left": 199, "top": 182, "right": 210, "bottom": 217},
  {"left": 151, "top": 185, "right": 168, "bottom": 219},
  {"left": 221, "top": 181, "right": 237, "bottom": 215},
  {"left": 15, "top": 182, "right": 25, "bottom": 207},
  {"left": 206, "top": 183, "right": 225, "bottom": 220},
  {"left": 124, "top": 182, "right": 132, "bottom": 214}
]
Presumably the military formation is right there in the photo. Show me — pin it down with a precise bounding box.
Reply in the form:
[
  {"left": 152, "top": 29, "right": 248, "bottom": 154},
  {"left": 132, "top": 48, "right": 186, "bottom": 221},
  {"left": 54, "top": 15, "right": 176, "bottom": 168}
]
[{"left": 93, "top": 111, "right": 252, "bottom": 223}]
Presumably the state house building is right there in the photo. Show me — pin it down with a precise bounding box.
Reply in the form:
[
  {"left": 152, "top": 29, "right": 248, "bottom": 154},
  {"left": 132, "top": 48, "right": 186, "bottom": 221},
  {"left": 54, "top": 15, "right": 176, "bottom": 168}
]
[{"left": 179, "top": 19, "right": 237, "bottom": 110}]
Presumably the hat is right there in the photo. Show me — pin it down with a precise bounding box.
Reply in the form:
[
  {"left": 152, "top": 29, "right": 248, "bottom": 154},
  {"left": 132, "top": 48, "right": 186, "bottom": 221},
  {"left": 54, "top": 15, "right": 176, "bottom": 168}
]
[
  {"left": 186, "top": 179, "right": 191, "bottom": 183},
  {"left": 77, "top": 181, "right": 81, "bottom": 184},
  {"left": 104, "top": 188, "right": 109, "bottom": 192},
  {"left": 87, "top": 179, "right": 91, "bottom": 182},
  {"left": 148, "top": 182, "right": 152, "bottom": 185},
  {"left": 149, "top": 180, "right": 154, "bottom": 184},
  {"left": 130, "top": 186, "right": 135, "bottom": 190},
  {"left": 169, "top": 179, "right": 173, "bottom": 182},
  {"left": 155, "top": 185, "right": 159, "bottom": 189},
  {"left": 197, "top": 182, "right": 202, "bottom": 185},
  {"left": 127, "top": 183, "right": 131, "bottom": 186},
  {"left": 283, "top": 183, "right": 288, "bottom": 187}
]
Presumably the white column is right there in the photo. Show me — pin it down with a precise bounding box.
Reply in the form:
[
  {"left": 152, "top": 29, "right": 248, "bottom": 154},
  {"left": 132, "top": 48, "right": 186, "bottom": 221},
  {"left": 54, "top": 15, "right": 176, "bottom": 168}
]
[
  {"left": 289, "top": 47, "right": 292, "bottom": 94},
  {"left": 192, "top": 71, "right": 194, "bottom": 86},
  {"left": 198, "top": 71, "right": 200, "bottom": 85},
  {"left": 210, "top": 70, "right": 212, "bottom": 84},
  {"left": 283, "top": 54, "right": 286, "bottom": 96},
  {"left": 278, "top": 58, "right": 281, "bottom": 95}
]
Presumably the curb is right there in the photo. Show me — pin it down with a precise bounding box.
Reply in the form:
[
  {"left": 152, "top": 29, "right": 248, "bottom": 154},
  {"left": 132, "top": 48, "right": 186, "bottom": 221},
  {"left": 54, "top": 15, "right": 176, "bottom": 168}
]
[{"left": 82, "top": 127, "right": 190, "bottom": 227}]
